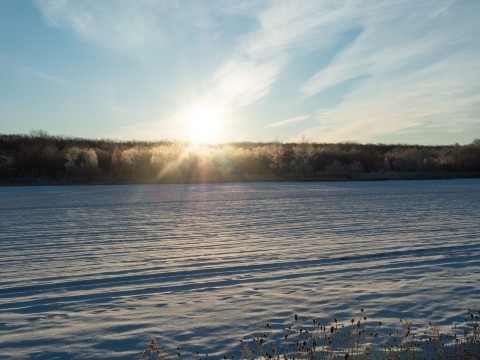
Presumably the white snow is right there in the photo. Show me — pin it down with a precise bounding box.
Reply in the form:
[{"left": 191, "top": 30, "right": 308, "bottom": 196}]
[{"left": 0, "top": 180, "right": 479, "bottom": 359}]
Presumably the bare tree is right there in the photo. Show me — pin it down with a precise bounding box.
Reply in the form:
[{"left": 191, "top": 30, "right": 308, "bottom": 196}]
[{"left": 29, "top": 129, "right": 50, "bottom": 139}]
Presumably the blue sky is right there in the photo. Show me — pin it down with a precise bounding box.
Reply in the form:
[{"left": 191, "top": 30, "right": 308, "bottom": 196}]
[{"left": 0, "top": 0, "right": 479, "bottom": 144}]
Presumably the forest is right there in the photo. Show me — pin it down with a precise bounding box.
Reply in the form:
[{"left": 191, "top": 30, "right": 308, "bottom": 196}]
[{"left": 1, "top": 131, "right": 479, "bottom": 184}]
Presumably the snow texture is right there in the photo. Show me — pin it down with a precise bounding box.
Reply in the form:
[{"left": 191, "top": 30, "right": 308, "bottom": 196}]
[{"left": 0, "top": 180, "right": 479, "bottom": 358}]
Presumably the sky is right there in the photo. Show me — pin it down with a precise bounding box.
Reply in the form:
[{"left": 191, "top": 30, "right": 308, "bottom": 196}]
[{"left": 0, "top": 0, "right": 479, "bottom": 145}]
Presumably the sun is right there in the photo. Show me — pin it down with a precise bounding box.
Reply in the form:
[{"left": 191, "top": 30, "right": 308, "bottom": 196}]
[{"left": 183, "top": 104, "right": 224, "bottom": 144}]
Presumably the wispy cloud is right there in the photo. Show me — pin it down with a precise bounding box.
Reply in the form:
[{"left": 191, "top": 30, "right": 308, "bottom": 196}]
[
  {"left": 0, "top": 53, "right": 67, "bottom": 84},
  {"left": 209, "top": 57, "right": 287, "bottom": 108},
  {"left": 266, "top": 115, "right": 309, "bottom": 128},
  {"left": 214, "top": 0, "right": 266, "bottom": 17},
  {"left": 303, "top": 51, "right": 480, "bottom": 143},
  {"left": 34, "top": 0, "right": 166, "bottom": 51},
  {"left": 296, "top": 0, "right": 480, "bottom": 143},
  {"left": 20, "top": 65, "right": 68, "bottom": 84},
  {"left": 119, "top": 1, "right": 326, "bottom": 132},
  {"left": 42, "top": 0, "right": 479, "bottom": 144},
  {"left": 205, "top": 1, "right": 352, "bottom": 109},
  {"left": 213, "top": 0, "right": 480, "bottom": 143},
  {"left": 237, "top": 1, "right": 357, "bottom": 60},
  {"left": 300, "top": 2, "right": 475, "bottom": 97}
]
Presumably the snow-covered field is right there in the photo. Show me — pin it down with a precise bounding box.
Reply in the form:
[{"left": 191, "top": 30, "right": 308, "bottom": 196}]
[{"left": 1, "top": 180, "right": 479, "bottom": 359}]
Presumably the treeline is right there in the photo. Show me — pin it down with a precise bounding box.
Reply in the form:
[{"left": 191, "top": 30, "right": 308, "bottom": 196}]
[{"left": 1, "top": 131, "right": 479, "bottom": 184}]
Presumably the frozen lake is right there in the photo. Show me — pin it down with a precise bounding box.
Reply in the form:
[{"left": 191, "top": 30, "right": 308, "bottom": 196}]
[{"left": 1, "top": 180, "right": 479, "bottom": 359}]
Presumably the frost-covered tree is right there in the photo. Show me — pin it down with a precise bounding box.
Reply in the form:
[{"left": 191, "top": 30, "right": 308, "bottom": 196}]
[
  {"left": 121, "top": 147, "right": 152, "bottom": 179},
  {"left": 65, "top": 147, "right": 98, "bottom": 180},
  {"left": 150, "top": 143, "right": 183, "bottom": 170},
  {"left": 265, "top": 140, "right": 285, "bottom": 172},
  {"left": 292, "top": 135, "right": 315, "bottom": 176}
]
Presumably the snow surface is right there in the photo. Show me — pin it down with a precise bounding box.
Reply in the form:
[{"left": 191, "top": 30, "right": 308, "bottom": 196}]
[{"left": 0, "top": 180, "right": 479, "bottom": 359}]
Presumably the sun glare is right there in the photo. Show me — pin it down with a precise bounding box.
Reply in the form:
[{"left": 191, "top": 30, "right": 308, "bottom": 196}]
[{"left": 183, "top": 105, "right": 224, "bottom": 144}]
